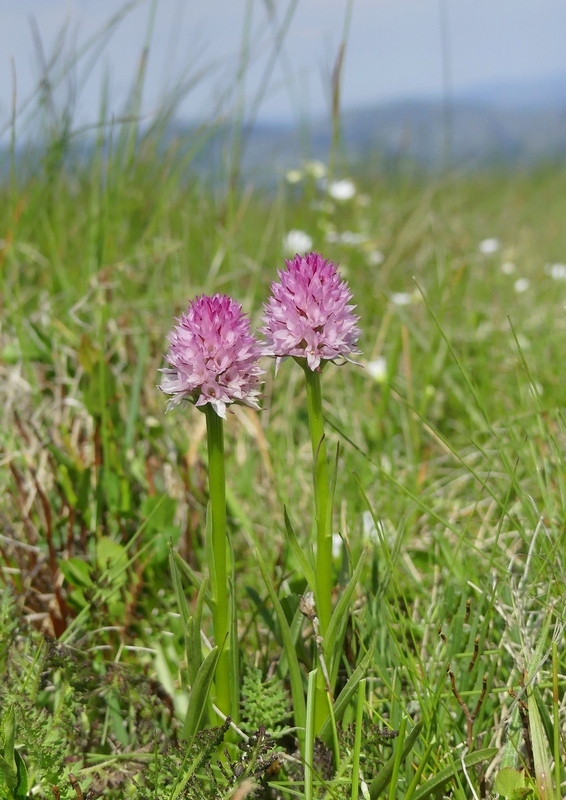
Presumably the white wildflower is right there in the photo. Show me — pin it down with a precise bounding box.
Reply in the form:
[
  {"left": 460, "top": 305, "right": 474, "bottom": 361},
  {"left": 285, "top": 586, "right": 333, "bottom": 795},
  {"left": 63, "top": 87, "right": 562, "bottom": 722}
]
[
  {"left": 283, "top": 229, "right": 313, "bottom": 254},
  {"left": 332, "top": 533, "right": 343, "bottom": 559},
  {"left": 501, "top": 261, "right": 516, "bottom": 275},
  {"left": 550, "top": 263, "right": 566, "bottom": 280},
  {"left": 327, "top": 179, "right": 356, "bottom": 201},
  {"left": 362, "top": 511, "right": 387, "bottom": 544},
  {"left": 514, "top": 278, "right": 530, "bottom": 293},
  {"left": 304, "top": 160, "right": 327, "bottom": 179},
  {"left": 368, "top": 250, "right": 384, "bottom": 266},
  {"left": 285, "top": 169, "right": 303, "bottom": 184},
  {"left": 366, "top": 356, "right": 387, "bottom": 383},
  {"left": 479, "top": 238, "right": 500, "bottom": 255},
  {"left": 391, "top": 292, "right": 413, "bottom": 306}
]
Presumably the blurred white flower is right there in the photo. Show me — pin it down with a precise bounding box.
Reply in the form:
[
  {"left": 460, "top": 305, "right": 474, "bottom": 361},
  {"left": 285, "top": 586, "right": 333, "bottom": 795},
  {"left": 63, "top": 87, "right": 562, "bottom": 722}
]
[
  {"left": 514, "top": 278, "right": 530, "bottom": 293},
  {"left": 327, "top": 179, "right": 356, "bottom": 201},
  {"left": 325, "top": 230, "right": 340, "bottom": 243},
  {"left": 304, "top": 160, "right": 327, "bottom": 179},
  {"left": 332, "top": 533, "right": 343, "bottom": 559},
  {"left": 366, "top": 356, "right": 387, "bottom": 382},
  {"left": 362, "top": 510, "right": 387, "bottom": 544},
  {"left": 391, "top": 292, "right": 413, "bottom": 306},
  {"left": 362, "top": 511, "right": 378, "bottom": 542},
  {"left": 285, "top": 169, "right": 303, "bottom": 184},
  {"left": 479, "top": 238, "right": 500, "bottom": 255},
  {"left": 368, "top": 249, "right": 384, "bottom": 266},
  {"left": 283, "top": 229, "right": 313, "bottom": 254},
  {"left": 501, "top": 261, "right": 516, "bottom": 275},
  {"left": 550, "top": 263, "right": 566, "bottom": 280}
]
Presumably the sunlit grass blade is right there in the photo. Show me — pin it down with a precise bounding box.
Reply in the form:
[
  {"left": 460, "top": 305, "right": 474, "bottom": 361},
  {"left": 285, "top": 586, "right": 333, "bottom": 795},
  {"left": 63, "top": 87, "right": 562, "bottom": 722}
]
[
  {"left": 187, "top": 577, "right": 209, "bottom": 686},
  {"left": 318, "top": 645, "right": 373, "bottom": 741},
  {"left": 169, "top": 544, "right": 190, "bottom": 628},
  {"left": 410, "top": 747, "right": 498, "bottom": 800},
  {"left": 403, "top": 740, "right": 436, "bottom": 800},
  {"left": 229, "top": 574, "right": 240, "bottom": 724},
  {"left": 305, "top": 669, "right": 317, "bottom": 800},
  {"left": 284, "top": 506, "right": 316, "bottom": 590},
  {"left": 528, "top": 690, "right": 553, "bottom": 800},
  {"left": 181, "top": 645, "right": 220, "bottom": 746},
  {"left": 368, "top": 720, "right": 423, "bottom": 800},
  {"left": 350, "top": 678, "right": 366, "bottom": 800},
  {"left": 325, "top": 548, "right": 367, "bottom": 681},
  {"left": 387, "top": 715, "right": 407, "bottom": 800}
]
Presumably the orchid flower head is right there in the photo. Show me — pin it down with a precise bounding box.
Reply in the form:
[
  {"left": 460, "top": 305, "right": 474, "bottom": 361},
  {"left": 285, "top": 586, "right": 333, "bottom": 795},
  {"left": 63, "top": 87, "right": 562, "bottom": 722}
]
[
  {"left": 159, "top": 294, "right": 263, "bottom": 419},
  {"left": 261, "top": 252, "right": 361, "bottom": 371}
]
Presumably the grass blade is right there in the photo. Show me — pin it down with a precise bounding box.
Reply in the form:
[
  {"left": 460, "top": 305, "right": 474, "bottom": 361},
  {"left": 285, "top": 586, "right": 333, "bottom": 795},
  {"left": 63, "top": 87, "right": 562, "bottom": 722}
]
[
  {"left": 369, "top": 720, "right": 423, "bottom": 799},
  {"left": 284, "top": 506, "right": 316, "bottom": 591},
  {"left": 325, "top": 548, "right": 367, "bottom": 680},
  {"left": 181, "top": 646, "right": 220, "bottom": 745},
  {"left": 319, "top": 645, "right": 373, "bottom": 741},
  {"left": 410, "top": 747, "right": 498, "bottom": 800},
  {"left": 305, "top": 669, "right": 317, "bottom": 800}
]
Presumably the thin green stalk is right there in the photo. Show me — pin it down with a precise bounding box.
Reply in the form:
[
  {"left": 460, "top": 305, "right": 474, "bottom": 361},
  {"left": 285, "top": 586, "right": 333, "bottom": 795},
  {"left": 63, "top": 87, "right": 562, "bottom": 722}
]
[
  {"left": 553, "top": 642, "right": 561, "bottom": 800},
  {"left": 204, "top": 405, "right": 231, "bottom": 719},
  {"left": 303, "top": 365, "right": 334, "bottom": 738},
  {"left": 305, "top": 669, "right": 318, "bottom": 800},
  {"left": 351, "top": 678, "right": 366, "bottom": 800},
  {"left": 387, "top": 715, "right": 407, "bottom": 800},
  {"left": 303, "top": 366, "right": 332, "bottom": 634}
]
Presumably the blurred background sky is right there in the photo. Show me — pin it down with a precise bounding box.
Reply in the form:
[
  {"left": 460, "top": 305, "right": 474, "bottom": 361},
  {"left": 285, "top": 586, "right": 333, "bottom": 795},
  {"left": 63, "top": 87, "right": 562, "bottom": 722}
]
[{"left": 1, "top": 0, "right": 566, "bottom": 132}]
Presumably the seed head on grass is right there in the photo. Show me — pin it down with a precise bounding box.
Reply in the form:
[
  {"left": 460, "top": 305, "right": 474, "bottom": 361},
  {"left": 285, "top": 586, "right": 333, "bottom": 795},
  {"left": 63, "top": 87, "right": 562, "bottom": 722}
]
[
  {"left": 261, "top": 252, "right": 361, "bottom": 371},
  {"left": 159, "top": 294, "right": 263, "bottom": 419}
]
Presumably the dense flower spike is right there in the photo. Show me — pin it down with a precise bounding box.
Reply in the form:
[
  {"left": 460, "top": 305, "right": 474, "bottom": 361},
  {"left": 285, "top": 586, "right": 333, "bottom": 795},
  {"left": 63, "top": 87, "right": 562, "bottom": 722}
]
[
  {"left": 159, "top": 294, "right": 263, "bottom": 419},
  {"left": 261, "top": 252, "right": 361, "bottom": 371}
]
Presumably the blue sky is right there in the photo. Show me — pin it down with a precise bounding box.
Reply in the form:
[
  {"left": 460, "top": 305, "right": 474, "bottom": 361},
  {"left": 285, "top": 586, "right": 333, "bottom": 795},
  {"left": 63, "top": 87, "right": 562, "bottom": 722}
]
[{"left": 1, "top": 0, "right": 565, "bottom": 134}]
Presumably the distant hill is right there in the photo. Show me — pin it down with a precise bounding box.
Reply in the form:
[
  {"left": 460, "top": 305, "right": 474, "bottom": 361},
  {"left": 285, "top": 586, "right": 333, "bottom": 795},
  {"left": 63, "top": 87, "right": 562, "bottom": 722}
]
[
  {"left": 230, "top": 75, "right": 566, "bottom": 176},
  {"left": 5, "top": 74, "right": 566, "bottom": 179},
  {"left": 457, "top": 74, "right": 566, "bottom": 110}
]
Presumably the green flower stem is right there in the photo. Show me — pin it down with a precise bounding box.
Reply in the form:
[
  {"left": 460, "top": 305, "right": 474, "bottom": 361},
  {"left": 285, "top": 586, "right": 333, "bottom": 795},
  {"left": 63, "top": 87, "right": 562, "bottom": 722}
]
[
  {"left": 204, "top": 404, "right": 231, "bottom": 720},
  {"left": 304, "top": 365, "right": 335, "bottom": 738},
  {"left": 303, "top": 366, "right": 332, "bottom": 635}
]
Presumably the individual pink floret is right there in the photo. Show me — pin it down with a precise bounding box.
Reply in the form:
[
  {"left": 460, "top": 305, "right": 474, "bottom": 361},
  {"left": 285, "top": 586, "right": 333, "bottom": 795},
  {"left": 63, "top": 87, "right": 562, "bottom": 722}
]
[
  {"left": 261, "top": 252, "right": 361, "bottom": 371},
  {"left": 159, "top": 294, "right": 264, "bottom": 419}
]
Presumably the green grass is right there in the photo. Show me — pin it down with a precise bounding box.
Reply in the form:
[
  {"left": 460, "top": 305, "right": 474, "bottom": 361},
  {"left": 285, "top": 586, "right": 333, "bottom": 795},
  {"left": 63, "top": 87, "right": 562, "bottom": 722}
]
[{"left": 1, "top": 107, "right": 566, "bottom": 800}]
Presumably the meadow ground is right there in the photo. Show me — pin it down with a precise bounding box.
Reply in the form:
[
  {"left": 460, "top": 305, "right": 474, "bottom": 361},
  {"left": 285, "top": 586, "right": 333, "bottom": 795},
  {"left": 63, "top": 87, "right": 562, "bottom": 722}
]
[{"left": 1, "top": 133, "right": 566, "bottom": 799}]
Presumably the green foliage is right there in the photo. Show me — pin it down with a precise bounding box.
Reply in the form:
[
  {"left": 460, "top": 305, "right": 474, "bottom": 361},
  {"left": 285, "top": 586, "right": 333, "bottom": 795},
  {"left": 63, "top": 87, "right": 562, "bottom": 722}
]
[
  {"left": 240, "top": 664, "right": 291, "bottom": 737},
  {"left": 133, "top": 722, "right": 280, "bottom": 800}
]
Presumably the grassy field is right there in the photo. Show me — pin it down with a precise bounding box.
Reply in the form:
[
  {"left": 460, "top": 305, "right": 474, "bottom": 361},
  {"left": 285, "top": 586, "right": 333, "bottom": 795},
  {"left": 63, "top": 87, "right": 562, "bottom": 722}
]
[{"left": 1, "top": 113, "right": 566, "bottom": 800}]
